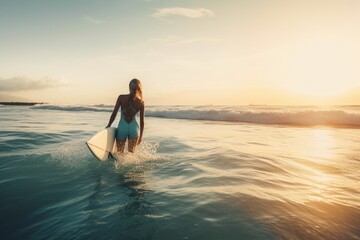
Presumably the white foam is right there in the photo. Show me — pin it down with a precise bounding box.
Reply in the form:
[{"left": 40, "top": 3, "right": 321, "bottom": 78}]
[
  {"left": 30, "top": 104, "right": 360, "bottom": 127},
  {"left": 31, "top": 104, "right": 112, "bottom": 112},
  {"left": 146, "top": 108, "right": 360, "bottom": 126}
]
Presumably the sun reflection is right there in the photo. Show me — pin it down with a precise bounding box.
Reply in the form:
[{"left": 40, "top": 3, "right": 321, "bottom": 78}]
[
  {"left": 300, "top": 129, "right": 338, "bottom": 202},
  {"left": 310, "top": 129, "right": 336, "bottom": 159},
  {"left": 307, "top": 169, "right": 333, "bottom": 201}
]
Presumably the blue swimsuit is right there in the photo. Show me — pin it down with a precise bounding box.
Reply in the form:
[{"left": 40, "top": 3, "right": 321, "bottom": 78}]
[{"left": 116, "top": 102, "right": 139, "bottom": 140}]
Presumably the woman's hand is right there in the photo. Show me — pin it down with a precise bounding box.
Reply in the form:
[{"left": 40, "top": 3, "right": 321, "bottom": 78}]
[{"left": 137, "top": 137, "right": 142, "bottom": 145}]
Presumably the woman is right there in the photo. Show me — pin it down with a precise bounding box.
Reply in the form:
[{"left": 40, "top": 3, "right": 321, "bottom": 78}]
[{"left": 106, "top": 79, "right": 145, "bottom": 153}]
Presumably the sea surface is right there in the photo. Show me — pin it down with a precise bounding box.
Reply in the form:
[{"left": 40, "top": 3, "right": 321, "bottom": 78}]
[{"left": 1, "top": 104, "right": 360, "bottom": 240}]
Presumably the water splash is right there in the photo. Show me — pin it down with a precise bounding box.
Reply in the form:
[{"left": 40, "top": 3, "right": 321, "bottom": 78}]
[
  {"left": 49, "top": 142, "right": 93, "bottom": 168},
  {"left": 112, "top": 141, "right": 160, "bottom": 170}
]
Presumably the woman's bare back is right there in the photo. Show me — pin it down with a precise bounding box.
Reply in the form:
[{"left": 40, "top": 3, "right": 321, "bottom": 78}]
[{"left": 120, "top": 95, "right": 143, "bottom": 123}]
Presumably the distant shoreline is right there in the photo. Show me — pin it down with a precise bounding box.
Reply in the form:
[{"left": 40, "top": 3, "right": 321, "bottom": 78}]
[{"left": 0, "top": 102, "right": 45, "bottom": 106}]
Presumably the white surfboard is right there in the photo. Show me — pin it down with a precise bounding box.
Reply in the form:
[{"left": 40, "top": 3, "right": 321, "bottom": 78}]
[{"left": 86, "top": 127, "right": 117, "bottom": 161}]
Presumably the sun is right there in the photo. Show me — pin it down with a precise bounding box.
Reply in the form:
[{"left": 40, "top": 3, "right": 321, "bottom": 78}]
[
  {"left": 280, "top": 41, "right": 359, "bottom": 97},
  {"left": 286, "top": 78, "right": 354, "bottom": 98}
]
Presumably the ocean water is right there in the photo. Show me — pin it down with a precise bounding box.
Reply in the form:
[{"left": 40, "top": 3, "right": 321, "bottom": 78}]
[{"left": 1, "top": 104, "right": 360, "bottom": 240}]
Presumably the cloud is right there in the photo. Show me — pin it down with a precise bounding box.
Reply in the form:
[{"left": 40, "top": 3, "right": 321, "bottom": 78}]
[
  {"left": 84, "top": 16, "right": 105, "bottom": 24},
  {"left": 152, "top": 7, "right": 214, "bottom": 19},
  {"left": 0, "top": 76, "right": 66, "bottom": 92}
]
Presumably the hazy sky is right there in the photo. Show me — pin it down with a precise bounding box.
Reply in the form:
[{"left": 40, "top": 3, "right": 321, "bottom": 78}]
[{"left": 0, "top": 0, "right": 359, "bottom": 105}]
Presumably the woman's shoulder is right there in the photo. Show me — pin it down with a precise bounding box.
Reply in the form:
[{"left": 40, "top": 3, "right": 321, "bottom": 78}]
[
  {"left": 132, "top": 96, "right": 143, "bottom": 103},
  {"left": 118, "top": 94, "right": 129, "bottom": 100},
  {"left": 138, "top": 98, "right": 145, "bottom": 105},
  {"left": 134, "top": 98, "right": 144, "bottom": 108}
]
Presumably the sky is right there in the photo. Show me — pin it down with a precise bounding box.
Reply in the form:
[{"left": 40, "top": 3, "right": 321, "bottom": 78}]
[{"left": 0, "top": 0, "right": 360, "bottom": 105}]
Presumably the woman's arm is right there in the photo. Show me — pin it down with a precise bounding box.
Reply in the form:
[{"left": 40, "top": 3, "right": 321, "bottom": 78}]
[
  {"left": 137, "top": 103, "right": 145, "bottom": 144},
  {"left": 106, "top": 95, "right": 121, "bottom": 128}
]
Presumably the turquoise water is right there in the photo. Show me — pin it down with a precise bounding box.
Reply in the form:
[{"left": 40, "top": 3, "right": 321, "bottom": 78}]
[{"left": 1, "top": 105, "right": 360, "bottom": 240}]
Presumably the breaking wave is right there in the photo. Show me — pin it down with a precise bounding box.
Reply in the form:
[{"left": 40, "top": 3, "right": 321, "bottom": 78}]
[
  {"left": 32, "top": 104, "right": 112, "bottom": 112},
  {"left": 31, "top": 104, "right": 360, "bottom": 127}
]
